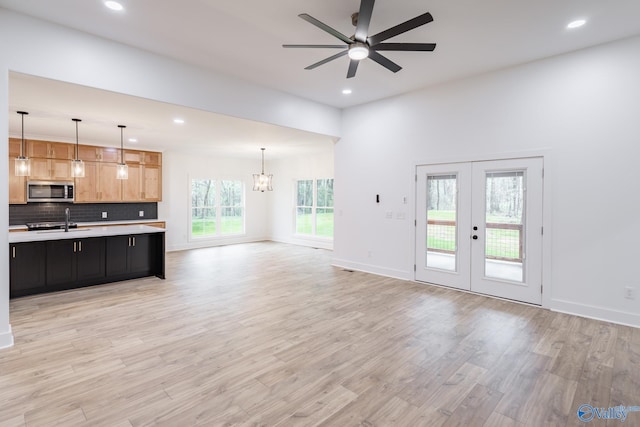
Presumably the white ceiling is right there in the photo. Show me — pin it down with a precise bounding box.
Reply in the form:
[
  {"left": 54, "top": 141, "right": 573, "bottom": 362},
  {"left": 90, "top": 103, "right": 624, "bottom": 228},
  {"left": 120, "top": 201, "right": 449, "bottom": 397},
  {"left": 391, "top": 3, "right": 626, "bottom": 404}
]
[{"left": 3, "top": 0, "right": 640, "bottom": 156}]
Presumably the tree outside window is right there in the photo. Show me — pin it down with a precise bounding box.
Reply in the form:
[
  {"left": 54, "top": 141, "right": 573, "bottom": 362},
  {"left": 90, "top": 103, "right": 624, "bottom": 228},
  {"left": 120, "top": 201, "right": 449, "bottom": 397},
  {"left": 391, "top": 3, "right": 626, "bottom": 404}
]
[{"left": 296, "top": 178, "right": 334, "bottom": 238}]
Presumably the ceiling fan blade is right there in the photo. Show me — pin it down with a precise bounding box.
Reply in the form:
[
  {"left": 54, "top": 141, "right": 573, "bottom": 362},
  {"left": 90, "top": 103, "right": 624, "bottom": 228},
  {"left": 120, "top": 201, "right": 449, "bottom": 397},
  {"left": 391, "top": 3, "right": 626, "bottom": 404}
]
[
  {"left": 368, "top": 50, "right": 402, "bottom": 73},
  {"left": 354, "top": 0, "right": 375, "bottom": 43},
  {"left": 347, "top": 59, "right": 360, "bottom": 78},
  {"left": 368, "top": 12, "right": 433, "bottom": 46},
  {"left": 283, "top": 44, "right": 347, "bottom": 49},
  {"left": 372, "top": 43, "right": 436, "bottom": 52},
  {"left": 299, "top": 13, "right": 354, "bottom": 45},
  {"left": 304, "top": 50, "right": 349, "bottom": 70}
]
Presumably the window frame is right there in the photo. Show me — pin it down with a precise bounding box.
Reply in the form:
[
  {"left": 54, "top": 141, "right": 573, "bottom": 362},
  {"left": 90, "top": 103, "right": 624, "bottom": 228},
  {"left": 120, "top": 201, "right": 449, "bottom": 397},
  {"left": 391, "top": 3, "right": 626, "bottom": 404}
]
[
  {"left": 190, "top": 177, "right": 246, "bottom": 240},
  {"left": 294, "top": 178, "right": 334, "bottom": 239}
]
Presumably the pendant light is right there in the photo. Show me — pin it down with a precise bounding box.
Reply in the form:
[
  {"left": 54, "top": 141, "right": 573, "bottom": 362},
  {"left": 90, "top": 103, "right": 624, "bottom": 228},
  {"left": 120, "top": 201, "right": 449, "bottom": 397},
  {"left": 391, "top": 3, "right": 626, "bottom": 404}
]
[
  {"left": 14, "top": 111, "right": 31, "bottom": 176},
  {"left": 252, "top": 147, "right": 273, "bottom": 192},
  {"left": 116, "top": 125, "right": 128, "bottom": 180},
  {"left": 70, "top": 118, "right": 85, "bottom": 178}
]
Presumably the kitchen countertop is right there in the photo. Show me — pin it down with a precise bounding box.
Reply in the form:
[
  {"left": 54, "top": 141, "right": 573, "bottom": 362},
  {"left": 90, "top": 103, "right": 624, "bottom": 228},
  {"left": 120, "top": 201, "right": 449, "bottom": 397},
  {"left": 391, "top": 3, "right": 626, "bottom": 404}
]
[
  {"left": 9, "top": 219, "right": 165, "bottom": 232},
  {"left": 9, "top": 224, "right": 165, "bottom": 244}
]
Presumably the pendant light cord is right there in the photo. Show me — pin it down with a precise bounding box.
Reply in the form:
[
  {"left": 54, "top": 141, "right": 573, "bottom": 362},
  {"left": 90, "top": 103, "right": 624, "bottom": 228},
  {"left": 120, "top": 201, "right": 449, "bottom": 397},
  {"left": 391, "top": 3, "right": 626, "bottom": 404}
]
[
  {"left": 17, "top": 111, "right": 28, "bottom": 157},
  {"left": 118, "top": 125, "right": 126, "bottom": 163}
]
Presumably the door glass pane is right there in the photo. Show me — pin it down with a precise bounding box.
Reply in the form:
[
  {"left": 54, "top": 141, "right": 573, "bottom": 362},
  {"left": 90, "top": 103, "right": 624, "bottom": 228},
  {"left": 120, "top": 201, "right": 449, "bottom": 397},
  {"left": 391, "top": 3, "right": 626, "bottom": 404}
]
[
  {"left": 426, "top": 174, "right": 457, "bottom": 271},
  {"left": 484, "top": 171, "right": 524, "bottom": 282}
]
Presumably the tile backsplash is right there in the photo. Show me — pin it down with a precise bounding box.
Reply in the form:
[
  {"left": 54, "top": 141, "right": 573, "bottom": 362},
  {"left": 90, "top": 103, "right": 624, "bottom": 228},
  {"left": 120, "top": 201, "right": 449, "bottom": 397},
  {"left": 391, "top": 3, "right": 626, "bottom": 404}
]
[{"left": 9, "top": 202, "right": 158, "bottom": 225}]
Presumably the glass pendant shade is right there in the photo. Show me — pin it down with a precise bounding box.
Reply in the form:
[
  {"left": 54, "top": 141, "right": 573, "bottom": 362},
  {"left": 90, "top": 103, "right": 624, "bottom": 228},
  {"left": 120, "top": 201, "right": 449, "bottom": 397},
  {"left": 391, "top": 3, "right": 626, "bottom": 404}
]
[
  {"left": 252, "top": 172, "right": 273, "bottom": 192},
  {"left": 116, "top": 124, "right": 128, "bottom": 180},
  {"left": 15, "top": 111, "right": 30, "bottom": 177},
  {"left": 71, "top": 159, "right": 85, "bottom": 178},
  {"left": 116, "top": 163, "right": 129, "bottom": 180},
  {"left": 71, "top": 118, "right": 85, "bottom": 178},
  {"left": 252, "top": 148, "right": 273, "bottom": 192},
  {"left": 15, "top": 157, "right": 31, "bottom": 176}
]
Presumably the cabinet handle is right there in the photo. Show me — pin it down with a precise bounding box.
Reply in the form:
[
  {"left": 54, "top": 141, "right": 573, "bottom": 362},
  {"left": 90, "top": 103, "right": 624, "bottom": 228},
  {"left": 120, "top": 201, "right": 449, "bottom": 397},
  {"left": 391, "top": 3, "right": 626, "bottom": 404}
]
[
  {"left": 128, "top": 237, "right": 131, "bottom": 246},
  {"left": 12, "top": 246, "right": 15, "bottom": 258},
  {"left": 73, "top": 241, "right": 77, "bottom": 253},
  {"left": 132, "top": 237, "right": 136, "bottom": 246},
  {"left": 79, "top": 241, "right": 82, "bottom": 252}
]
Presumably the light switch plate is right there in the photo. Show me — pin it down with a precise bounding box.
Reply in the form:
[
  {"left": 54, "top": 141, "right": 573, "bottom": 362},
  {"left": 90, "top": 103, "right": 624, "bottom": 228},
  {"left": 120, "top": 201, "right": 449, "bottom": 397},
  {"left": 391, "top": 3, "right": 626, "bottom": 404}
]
[
  {"left": 139, "top": 210, "right": 144, "bottom": 217},
  {"left": 102, "top": 212, "right": 107, "bottom": 219}
]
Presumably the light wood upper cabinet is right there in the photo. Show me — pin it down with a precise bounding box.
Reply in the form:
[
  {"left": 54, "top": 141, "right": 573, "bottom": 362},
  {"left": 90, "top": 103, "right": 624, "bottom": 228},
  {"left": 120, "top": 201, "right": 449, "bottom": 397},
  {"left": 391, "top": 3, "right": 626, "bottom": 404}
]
[
  {"left": 8, "top": 138, "right": 162, "bottom": 203},
  {"left": 9, "top": 138, "right": 23, "bottom": 157},
  {"left": 75, "top": 162, "right": 122, "bottom": 203},
  {"left": 122, "top": 164, "right": 161, "bottom": 202},
  {"left": 29, "top": 158, "right": 72, "bottom": 180},
  {"left": 77, "top": 145, "right": 121, "bottom": 162},
  {"left": 27, "top": 140, "right": 74, "bottom": 160},
  {"left": 124, "top": 149, "right": 162, "bottom": 166}
]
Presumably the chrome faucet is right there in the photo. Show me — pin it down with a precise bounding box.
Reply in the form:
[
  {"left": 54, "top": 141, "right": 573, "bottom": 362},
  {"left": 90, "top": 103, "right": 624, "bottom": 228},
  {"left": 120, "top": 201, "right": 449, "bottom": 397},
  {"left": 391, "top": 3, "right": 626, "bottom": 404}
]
[{"left": 64, "top": 207, "right": 70, "bottom": 232}]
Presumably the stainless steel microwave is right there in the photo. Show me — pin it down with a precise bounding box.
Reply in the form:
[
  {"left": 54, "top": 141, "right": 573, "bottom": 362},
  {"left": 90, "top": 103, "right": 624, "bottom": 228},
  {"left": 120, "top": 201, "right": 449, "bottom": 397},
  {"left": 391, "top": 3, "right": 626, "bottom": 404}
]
[{"left": 27, "top": 181, "right": 75, "bottom": 203}]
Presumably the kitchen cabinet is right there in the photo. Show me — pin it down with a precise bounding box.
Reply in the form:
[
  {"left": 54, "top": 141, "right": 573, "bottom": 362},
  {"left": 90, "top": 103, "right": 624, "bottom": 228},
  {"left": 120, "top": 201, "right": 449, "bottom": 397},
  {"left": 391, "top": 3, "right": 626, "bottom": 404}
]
[
  {"left": 75, "top": 162, "right": 122, "bottom": 202},
  {"left": 8, "top": 138, "right": 26, "bottom": 204},
  {"left": 8, "top": 138, "right": 162, "bottom": 202},
  {"left": 46, "top": 237, "right": 106, "bottom": 287},
  {"left": 9, "top": 229, "right": 165, "bottom": 298},
  {"left": 105, "top": 234, "right": 155, "bottom": 277},
  {"left": 77, "top": 144, "right": 120, "bottom": 162},
  {"left": 9, "top": 242, "right": 46, "bottom": 297},
  {"left": 27, "top": 140, "right": 74, "bottom": 160},
  {"left": 29, "top": 157, "right": 72, "bottom": 180},
  {"left": 122, "top": 164, "right": 162, "bottom": 202},
  {"left": 124, "top": 149, "right": 162, "bottom": 166}
]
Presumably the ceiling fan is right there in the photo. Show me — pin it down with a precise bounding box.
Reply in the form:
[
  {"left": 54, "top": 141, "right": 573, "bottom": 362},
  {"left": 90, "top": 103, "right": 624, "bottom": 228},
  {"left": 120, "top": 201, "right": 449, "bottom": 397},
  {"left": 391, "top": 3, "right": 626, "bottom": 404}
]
[{"left": 283, "top": 0, "right": 436, "bottom": 78}]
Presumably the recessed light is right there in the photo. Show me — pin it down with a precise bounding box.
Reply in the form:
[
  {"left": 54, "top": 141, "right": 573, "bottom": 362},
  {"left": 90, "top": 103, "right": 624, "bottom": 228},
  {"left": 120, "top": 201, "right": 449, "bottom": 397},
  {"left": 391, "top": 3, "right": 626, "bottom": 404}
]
[
  {"left": 128, "top": 138, "right": 138, "bottom": 143},
  {"left": 104, "top": 1, "right": 124, "bottom": 11},
  {"left": 567, "top": 19, "right": 586, "bottom": 29},
  {"left": 342, "top": 89, "right": 352, "bottom": 95},
  {"left": 173, "top": 118, "right": 185, "bottom": 124}
]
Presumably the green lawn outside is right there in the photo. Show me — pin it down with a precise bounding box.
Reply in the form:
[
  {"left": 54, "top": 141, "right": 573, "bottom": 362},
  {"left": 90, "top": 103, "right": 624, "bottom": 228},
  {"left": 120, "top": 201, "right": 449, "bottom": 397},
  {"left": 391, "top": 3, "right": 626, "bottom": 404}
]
[
  {"left": 192, "top": 216, "right": 243, "bottom": 237},
  {"left": 427, "top": 210, "right": 521, "bottom": 259},
  {"left": 296, "top": 212, "right": 334, "bottom": 238}
]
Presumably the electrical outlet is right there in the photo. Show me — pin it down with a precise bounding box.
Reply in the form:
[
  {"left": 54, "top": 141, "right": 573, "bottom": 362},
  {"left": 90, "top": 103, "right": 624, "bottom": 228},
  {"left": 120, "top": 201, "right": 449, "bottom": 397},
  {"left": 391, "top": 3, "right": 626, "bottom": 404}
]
[
  {"left": 101, "top": 212, "right": 107, "bottom": 219},
  {"left": 139, "top": 210, "right": 144, "bottom": 217},
  {"left": 625, "top": 286, "right": 636, "bottom": 300},
  {"left": 385, "top": 211, "right": 393, "bottom": 219}
]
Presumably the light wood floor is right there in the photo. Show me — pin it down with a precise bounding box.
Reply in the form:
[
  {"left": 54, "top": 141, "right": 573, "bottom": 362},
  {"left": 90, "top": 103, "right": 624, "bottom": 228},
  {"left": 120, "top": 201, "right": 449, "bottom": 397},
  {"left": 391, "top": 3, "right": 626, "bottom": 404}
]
[{"left": 1, "top": 242, "right": 639, "bottom": 426}]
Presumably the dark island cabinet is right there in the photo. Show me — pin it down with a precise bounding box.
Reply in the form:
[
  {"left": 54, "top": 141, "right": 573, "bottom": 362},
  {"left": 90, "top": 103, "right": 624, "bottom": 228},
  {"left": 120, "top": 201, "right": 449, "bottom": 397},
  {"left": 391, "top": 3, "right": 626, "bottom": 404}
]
[
  {"left": 105, "top": 234, "right": 155, "bottom": 278},
  {"left": 9, "top": 232, "right": 165, "bottom": 298},
  {"left": 9, "top": 242, "right": 47, "bottom": 297},
  {"left": 46, "top": 238, "right": 106, "bottom": 287}
]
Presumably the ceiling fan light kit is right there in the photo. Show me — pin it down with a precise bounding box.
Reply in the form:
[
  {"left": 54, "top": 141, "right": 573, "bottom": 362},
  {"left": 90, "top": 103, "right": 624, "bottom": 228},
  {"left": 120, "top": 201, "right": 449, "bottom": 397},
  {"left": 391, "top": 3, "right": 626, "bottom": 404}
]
[{"left": 283, "top": 0, "right": 436, "bottom": 78}]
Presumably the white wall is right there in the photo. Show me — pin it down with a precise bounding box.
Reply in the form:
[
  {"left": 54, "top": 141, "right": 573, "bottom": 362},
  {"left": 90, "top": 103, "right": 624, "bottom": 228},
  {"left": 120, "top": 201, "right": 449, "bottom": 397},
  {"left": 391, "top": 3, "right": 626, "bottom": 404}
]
[
  {"left": 269, "top": 143, "right": 335, "bottom": 249},
  {"left": 0, "top": 8, "right": 341, "bottom": 348},
  {"left": 335, "top": 35, "right": 640, "bottom": 327},
  {"left": 160, "top": 151, "right": 270, "bottom": 251}
]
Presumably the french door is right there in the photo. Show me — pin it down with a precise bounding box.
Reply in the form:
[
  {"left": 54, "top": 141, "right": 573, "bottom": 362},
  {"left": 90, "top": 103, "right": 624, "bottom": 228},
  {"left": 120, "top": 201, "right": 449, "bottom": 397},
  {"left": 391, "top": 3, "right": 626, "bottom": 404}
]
[{"left": 415, "top": 157, "right": 543, "bottom": 305}]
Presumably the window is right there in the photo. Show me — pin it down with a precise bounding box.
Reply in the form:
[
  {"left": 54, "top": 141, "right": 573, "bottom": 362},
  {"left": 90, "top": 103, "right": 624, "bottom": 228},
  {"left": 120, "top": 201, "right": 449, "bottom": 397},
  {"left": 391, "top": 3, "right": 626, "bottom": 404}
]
[
  {"left": 191, "top": 179, "right": 244, "bottom": 238},
  {"left": 296, "top": 178, "right": 334, "bottom": 238}
]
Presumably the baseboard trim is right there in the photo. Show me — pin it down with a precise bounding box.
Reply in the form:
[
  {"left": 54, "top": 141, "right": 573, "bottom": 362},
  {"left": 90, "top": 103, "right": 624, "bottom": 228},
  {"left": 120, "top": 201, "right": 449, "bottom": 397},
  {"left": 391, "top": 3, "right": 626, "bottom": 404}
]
[
  {"left": 271, "top": 236, "right": 333, "bottom": 251},
  {"left": 331, "top": 258, "right": 412, "bottom": 281},
  {"left": 0, "top": 325, "right": 14, "bottom": 349},
  {"left": 550, "top": 298, "right": 640, "bottom": 328}
]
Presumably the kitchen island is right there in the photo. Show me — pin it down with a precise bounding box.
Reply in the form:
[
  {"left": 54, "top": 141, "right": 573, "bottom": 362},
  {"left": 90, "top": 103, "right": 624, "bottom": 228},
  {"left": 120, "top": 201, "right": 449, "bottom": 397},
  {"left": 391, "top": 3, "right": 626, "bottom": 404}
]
[{"left": 9, "top": 225, "right": 165, "bottom": 298}]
